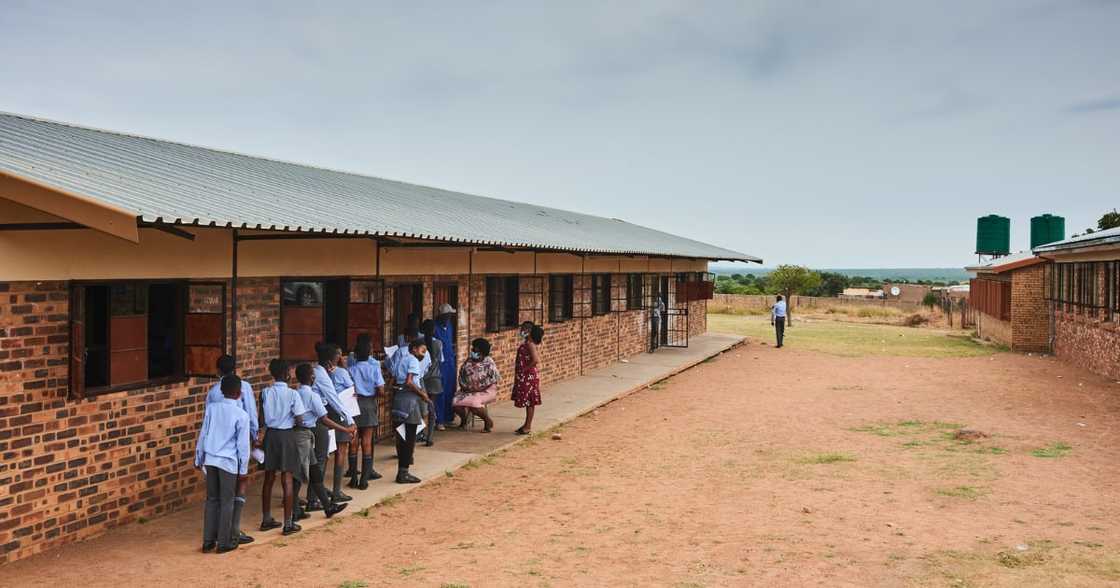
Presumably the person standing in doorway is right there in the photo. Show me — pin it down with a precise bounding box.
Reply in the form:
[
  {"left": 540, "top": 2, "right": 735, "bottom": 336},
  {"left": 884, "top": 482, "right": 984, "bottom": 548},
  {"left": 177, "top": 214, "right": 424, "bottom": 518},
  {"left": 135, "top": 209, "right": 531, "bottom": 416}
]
[
  {"left": 512, "top": 325, "right": 543, "bottom": 435},
  {"left": 650, "top": 295, "right": 665, "bottom": 352},
  {"left": 434, "top": 304, "right": 458, "bottom": 430},
  {"left": 419, "top": 319, "right": 444, "bottom": 447},
  {"left": 771, "top": 295, "right": 787, "bottom": 348}
]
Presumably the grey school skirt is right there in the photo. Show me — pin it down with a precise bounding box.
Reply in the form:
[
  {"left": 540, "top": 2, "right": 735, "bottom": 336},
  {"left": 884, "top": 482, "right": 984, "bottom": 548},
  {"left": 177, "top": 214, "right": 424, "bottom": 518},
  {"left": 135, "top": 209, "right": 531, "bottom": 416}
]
[
  {"left": 355, "top": 395, "right": 379, "bottom": 428},
  {"left": 390, "top": 385, "right": 424, "bottom": 425},
  {"left": 263, "top": 428, "right": 309, "bottom": 483},
  {"left": 326, "top": 406, "right": 352, "bottom": 443}
]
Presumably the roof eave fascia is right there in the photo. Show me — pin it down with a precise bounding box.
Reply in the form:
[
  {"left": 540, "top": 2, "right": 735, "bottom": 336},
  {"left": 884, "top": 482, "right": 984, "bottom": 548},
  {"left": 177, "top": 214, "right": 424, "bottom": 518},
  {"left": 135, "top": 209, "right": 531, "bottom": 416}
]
[{"left": 0, "top": 170, "right": 139, "bottom": 242}]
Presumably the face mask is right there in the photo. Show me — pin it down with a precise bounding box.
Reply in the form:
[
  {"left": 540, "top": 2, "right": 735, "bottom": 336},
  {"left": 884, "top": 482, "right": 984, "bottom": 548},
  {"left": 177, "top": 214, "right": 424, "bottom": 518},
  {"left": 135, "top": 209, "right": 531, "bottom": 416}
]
[{"left": 469, "top": 351, "right": 480, "bottom": 360}]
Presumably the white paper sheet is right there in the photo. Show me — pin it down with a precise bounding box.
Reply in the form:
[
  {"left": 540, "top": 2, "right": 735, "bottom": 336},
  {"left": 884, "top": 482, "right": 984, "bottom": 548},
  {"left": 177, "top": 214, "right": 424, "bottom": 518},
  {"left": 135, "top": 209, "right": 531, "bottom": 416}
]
[
  {"left": 251, "top": 448, "right": 266, "bottom": 464},
  {"left": 328, "top": 429, "right": 337, "bottom": 454},
  {"left": 396, "top": 419, "right": 426, "bottom": 440},
  {"left": 339, "top": 385, "right": 360, "bottom": 416},
  {"left": 384, "top": 345, "right": 399, "bottom": 359}
]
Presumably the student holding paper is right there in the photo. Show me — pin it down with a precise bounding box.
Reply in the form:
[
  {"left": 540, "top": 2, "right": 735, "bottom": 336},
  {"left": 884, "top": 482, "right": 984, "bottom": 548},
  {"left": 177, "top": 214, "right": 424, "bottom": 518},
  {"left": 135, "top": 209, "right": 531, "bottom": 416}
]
[
  {"left": 330, "top": 353, "right": 359, "bottom": 493},
  {"left": 390, "top": 338, "right": 429, "bottom": 484},
  {"left": 348, "top": 333, "right": 385, "bottom": 489},
  {"left": 311, "top": 343, "right": 356, "bottom": 504},
  {"left": 291, "top": 363, "right": 353, "bottom": 520}
]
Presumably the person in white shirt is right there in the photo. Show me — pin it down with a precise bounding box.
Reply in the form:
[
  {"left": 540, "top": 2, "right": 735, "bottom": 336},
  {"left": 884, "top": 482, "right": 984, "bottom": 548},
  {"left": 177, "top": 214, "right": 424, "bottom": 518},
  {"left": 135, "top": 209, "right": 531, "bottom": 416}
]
[{"left": 771, "top": 295, "right": 787, "bottom": 348}]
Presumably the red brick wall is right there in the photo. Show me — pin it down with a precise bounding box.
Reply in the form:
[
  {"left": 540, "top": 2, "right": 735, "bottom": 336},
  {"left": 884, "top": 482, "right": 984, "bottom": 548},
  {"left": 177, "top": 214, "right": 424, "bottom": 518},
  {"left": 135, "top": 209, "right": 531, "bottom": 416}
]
[
  {"left": 1009, "top": 265, "right": 1048, "bottom": 352},
  {"left": 0, "top": 278, "right": 281, "bottom": 565},
  {"left": 1054, "top": 312, "right": 1120, "bottom": 381}
]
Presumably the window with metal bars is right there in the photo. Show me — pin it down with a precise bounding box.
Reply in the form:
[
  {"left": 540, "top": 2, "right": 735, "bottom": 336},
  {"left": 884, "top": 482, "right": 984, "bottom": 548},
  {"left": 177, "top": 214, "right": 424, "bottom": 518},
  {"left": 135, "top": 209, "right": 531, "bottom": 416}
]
[
  {"left": 627, "top": 273, "right": 643, "bottom": 310},
  {"left": 485, "top": 276, "right": 519, "bottom": 332},
  {"left": 591, "top": 274, "right": 611, "bottom": 315},
  {"left": 1048, "top": 262, "right": 1111, "bottom": 318},
  {"left": 548, "top": 274, "right": 574, "bottom": 322}
]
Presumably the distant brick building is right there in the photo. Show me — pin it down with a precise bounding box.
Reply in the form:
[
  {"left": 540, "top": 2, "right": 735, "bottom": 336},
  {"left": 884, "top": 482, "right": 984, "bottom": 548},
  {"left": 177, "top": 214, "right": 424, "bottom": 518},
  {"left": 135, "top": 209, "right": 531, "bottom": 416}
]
[
  {"left": 0, "top": 114, "right": 757, "bottom": 564},
  {"left": 1034, "top": 229, "right": 1120, "bottom": 380},
  {"left": 966, "top": 253, "right": 1049, "bottom": 352},
  {"left": 882, "top": 283, "right": 932, "bottom": 304}
]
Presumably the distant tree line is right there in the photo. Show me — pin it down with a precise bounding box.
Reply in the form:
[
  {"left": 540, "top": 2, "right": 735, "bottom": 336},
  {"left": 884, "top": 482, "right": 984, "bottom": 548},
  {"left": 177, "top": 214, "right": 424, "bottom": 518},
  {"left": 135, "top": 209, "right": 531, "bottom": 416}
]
[
  {"left": 1072, "top": 209, "right": 1120, "bottom": 238},
  {"left": 716, "top": 270, "right": 956, "bottom": 297}
]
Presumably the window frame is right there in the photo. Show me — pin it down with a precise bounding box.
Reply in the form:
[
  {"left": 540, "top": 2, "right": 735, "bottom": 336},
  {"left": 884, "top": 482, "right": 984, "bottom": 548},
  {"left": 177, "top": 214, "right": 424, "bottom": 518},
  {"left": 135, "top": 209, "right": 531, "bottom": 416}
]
[
  {"left": 68, "top": 279, "right": 191, "bottom": 398},
  {"left": 548, "top": 274, "right": 574, "bottom": 323},
  {"left": 626, "top": 273, "right": 643, "bottom": 310},
  {"left": 591, "top": 273, "right": 611, "bottom": 316},
  {"left": 485, "top": 275, "right": 520, "bottom": 332}
]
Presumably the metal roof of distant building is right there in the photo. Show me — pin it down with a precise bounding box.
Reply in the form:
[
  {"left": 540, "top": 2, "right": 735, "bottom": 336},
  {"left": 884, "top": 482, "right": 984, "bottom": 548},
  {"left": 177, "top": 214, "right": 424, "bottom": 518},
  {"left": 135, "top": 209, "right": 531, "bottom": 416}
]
[
  {"left": 0, "top": 112, "right": 760, "bottom": 262},
  {"left": 1033, "top": 226, "right": 1120, "bottom": 254},
  {"left": 964, "top": 251, "right": 1045, "bottom": 274}
]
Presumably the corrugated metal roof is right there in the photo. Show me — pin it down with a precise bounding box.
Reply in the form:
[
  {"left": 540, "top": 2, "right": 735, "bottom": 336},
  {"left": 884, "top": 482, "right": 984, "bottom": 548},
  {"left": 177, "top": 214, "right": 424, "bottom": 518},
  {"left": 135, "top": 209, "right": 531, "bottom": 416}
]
[
  {"left": 0, "top": 112, "right": 760, "bottom": 262},
  {"left": 1033, "top": 226, "right": 1120, "bottom": 254},
  {"left": 964, "top": 251, "right": 1044, "bottom": 274}
]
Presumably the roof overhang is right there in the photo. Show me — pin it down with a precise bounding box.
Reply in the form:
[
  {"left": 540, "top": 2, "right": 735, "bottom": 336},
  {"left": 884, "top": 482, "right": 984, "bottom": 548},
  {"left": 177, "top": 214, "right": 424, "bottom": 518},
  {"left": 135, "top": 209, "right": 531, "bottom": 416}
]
[{"left": 0, "top": 170, "right": 139, "bottom": 242}]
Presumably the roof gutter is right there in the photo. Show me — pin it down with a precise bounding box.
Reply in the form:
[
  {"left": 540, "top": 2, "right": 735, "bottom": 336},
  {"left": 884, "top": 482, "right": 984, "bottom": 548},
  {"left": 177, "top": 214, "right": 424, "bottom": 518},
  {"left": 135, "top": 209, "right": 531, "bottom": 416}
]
[{"left": 0, "top": 170, "right": 139, "bottom": 242}]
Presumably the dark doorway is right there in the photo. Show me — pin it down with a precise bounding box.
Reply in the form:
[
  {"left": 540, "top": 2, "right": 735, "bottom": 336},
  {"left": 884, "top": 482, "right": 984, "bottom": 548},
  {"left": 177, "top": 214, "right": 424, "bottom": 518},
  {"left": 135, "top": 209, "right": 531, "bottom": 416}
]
[
  {"left": 147, "top": 283, "right": 182, "bottom": 378},
  {"left": 323, "top": 279, "right": 349, "bottom": 351},
  {"left": 84, "top": 285, "right": 109, "bottom": 388},
  {"left": 393, "top": 284, "right": 423, "bottom": 343}
]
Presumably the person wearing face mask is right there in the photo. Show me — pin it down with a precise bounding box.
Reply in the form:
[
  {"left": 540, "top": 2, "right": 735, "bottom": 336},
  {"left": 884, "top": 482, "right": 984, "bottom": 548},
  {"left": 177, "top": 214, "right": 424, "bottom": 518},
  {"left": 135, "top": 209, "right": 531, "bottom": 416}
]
[
  {"left": 390, "top": 338, "right": 430, "bottom": 483},
  {"left": 512, "top": 325, "right": 543, "bottom": 435},
  {"left": 452, "top": 338, "right": 499, "bottom": 432}
]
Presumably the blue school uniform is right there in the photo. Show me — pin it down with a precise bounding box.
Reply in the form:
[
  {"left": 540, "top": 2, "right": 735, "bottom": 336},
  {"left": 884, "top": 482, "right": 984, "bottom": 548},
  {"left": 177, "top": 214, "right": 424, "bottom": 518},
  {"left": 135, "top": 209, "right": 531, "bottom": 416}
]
[
  {"left": 390, "top": 352, "right": 425, "bottom": 424},
  {"left": 294, "top": 384, "right": 327, "bottom": 429},
  {"left": 311, "top": 364, "right": 355, "bottom": 426},
  {"left": 195, "top": 399, "right": 251, "bottom": 476},
  {"left": 261, "top": 381, "right": 307, "bottom": 430},
  {"left": 206, "top": 378, "right": 259, "bottom": 439},
  {"left": 350, "top": 358, "right": 385, "bottom": 397}
]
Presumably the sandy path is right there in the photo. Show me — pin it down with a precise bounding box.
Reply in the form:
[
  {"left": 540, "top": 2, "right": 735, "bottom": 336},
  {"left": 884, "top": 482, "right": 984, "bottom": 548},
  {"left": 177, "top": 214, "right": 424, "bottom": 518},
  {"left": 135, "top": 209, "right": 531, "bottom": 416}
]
[{"left": 4, "top": 341, "right": 1120, "bottom": 587}]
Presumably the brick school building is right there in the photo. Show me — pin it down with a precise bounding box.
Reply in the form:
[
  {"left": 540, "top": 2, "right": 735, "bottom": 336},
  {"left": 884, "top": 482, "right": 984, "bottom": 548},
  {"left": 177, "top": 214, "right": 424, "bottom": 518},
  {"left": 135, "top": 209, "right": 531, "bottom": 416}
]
[
  {"left": 966, "top": 253, "right": 1049, "bottom": 352},
  {"left": 0, "top": 113, "right": 758, "bottom": 564}
]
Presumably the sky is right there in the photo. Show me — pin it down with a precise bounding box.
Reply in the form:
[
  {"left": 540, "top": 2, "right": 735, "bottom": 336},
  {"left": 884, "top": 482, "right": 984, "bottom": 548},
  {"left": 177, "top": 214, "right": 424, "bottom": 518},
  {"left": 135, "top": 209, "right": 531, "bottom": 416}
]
[{"left": 1, "top": 1, "right": 1117, "bottom": 268}]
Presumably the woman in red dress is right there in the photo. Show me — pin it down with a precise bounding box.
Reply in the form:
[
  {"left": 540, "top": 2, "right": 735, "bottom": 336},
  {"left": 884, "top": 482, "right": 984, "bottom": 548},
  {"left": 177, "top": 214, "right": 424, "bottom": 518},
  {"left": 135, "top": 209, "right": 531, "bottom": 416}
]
[{"left": 512, "top": 324, "right": 543, "bottom": 435}]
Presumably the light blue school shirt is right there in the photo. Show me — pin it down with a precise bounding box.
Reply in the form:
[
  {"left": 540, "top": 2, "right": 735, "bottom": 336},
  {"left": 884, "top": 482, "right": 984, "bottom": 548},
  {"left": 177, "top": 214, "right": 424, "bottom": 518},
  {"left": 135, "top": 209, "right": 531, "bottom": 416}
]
[
  {"left": 312, "top": 364, "right": 354, "bottom": 426},
  {"left": 331, "top": 365, "right": 354, "bottom": 392},
  {"left": 195, "top": 398, "right": 251, "bottom": 476},
  {"left": 295, "top": 384, "right": 327, "bottom": 428},
  {"left": 349, "top": 358, "right": 385, "bottom": 397},
  {"left": 392, "top": 352, "right": 423, "bottom": 387},
  {"left": 205, "top": 378, "right": 259, "bottom": 439},
  {"left": 260, "top": 381, "right": 307, "bottom": 430},
  {"left": 772, "top": 300, "right": 787, "bottom": 319}
]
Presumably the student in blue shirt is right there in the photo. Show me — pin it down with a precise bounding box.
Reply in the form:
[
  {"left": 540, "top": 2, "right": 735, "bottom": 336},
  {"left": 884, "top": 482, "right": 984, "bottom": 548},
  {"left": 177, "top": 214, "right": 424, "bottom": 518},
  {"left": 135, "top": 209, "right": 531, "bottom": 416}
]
[
  {"left": 311, "top": 342, "right": 356, "bottom": 505},
  {"left": 195, "top": 375, "right": 250, "bottom": 554},
  {"left": 258, "top": 359, "right": 308, "bottom": 536},
  {"left": 348, "top": 333, "right": 385, "bottom": 489},
  {"left": 331, "top": 352, "right": 360, "bottom": 492},
  {"left": 204, "top": 354, "right": 259, "bottom": 545},
  {"left": 391, "top": 338, "right": 430, "bottom": 484},
  {"left": 291, "top": 362, "right": 353, "bottom": 520},
  {"left": 771, "top": 295, "right": 787, "bottom": 348}
]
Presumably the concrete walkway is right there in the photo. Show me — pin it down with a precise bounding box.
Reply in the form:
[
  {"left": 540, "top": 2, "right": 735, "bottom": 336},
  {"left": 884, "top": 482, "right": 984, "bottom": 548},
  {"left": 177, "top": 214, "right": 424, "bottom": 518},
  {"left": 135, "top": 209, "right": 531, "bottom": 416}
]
[{"left": 32, "top": 333, "right": 742, "bottom": 559}]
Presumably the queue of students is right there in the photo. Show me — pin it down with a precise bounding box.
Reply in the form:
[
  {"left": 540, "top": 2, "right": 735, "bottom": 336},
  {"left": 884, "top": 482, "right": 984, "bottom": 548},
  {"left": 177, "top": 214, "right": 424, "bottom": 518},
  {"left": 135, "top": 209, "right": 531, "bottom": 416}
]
[{"left": 193, "top": 320, "right": 546, "bottom": 553}]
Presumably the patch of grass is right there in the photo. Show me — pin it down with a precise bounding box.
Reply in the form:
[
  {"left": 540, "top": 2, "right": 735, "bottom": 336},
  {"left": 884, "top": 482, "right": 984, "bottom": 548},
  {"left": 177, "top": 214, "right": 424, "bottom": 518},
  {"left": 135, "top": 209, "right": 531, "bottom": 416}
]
[
  {"left": 338, "top": 581, "right": 369, "bottom": 588},
  {"left": 935, "top": 486, "right": 988, "bottom": 500},
  {"left": 710, "top": 313, "right": 995, "bottom": 358},
  {"left": 975, "top": 446, "right": 1008, "bottom": 455},
  {"left": 377, "top": 494, "right": 402, "bottom": 508},
  {"left": 1032, "top": 442, "right": 1072, "bottom": 458},
  {"left": 355, "top": 507, "right": 372, "bottom": 517},
  {"left": 137, "top": 516, "right": 149, "bottom": 524},
  {"left": 440, "top": 584, "right": 470, "bottom": 588},
  {"left": 398, "top": 564, "right": 426, "bottom": 577},
  {"left": 798, "top": 452, "right": 857, "bottom": 465}
]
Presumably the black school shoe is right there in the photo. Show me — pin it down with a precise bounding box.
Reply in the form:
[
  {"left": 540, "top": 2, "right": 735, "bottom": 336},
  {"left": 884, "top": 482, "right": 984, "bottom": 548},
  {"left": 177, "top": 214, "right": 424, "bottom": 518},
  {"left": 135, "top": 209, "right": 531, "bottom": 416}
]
[
  {"left": 216, "top": 542, "right": 239, "bottom": 554},
  {"left": 282, "top": 523, "right": 301, "bottom": 536},
  {"left": 304, "top": 499, "right": 323, "bottom": 512},
  {"left": 332, "top": 491, "right": 353, "bottom": 503},
  {"left": 259, "top": 519, "right": 282, "bottom": 532},
  {"left": 325, "top": 502, "right": 348, "bottom": 518},
  {"left": 237, "top": 532, "right": 254, "bottom": 545},
  {"left": 293, "top": 509, "right": 310, "bottom": 521},
  {"left": 395, "top": 472, "right": 421, "bottom": 484},
  {"left": 202, "top": 541, "right": 217, "bottom": 553}
]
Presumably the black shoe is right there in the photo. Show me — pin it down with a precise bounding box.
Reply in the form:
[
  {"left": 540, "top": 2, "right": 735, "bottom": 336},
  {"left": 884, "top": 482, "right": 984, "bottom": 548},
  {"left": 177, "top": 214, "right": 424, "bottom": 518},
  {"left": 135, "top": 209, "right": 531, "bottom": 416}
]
[
  {"left": 282, "top": 523, "right": 301, "bottom": 536},
  {"left": 343, "top": 467, "right": 356, "bottom": 478},
  {"left": 259, "top": 519, "right": 282, "bottom": 532},
  {"left": 347, "top": 477, "right": 360, "bottom": 489},
  {"left": 395, "top": 472, "right": 421, "bottom": 484},
  {"left": 202, "top": 541, "right": 217, "bottom": 553},
  {"left": 369, "top": 469, "right": 383, "bottom": 480},
  {"left": 304, "top": 500, "right": 323, "bottom": 512},
  {"left": 424, "top": 438, "right": 434, "bottom": 447},
  {"left": 332, "top": 491, "right": 353, "bottom": 503},
  {"left": 325, "top": 503, "right": 348, "bottom": 518},
  {"left": 216, "top": 542, "right": 239, "bottom": 554},
  {"left": 356, "top": 480, "right": 369, "bottom": 490},
  {"left": 237, "top": 532, "right": 254, "bottom": 545},
  {"left": 294, "top": 509, "right": 310, "bottom": 521}
]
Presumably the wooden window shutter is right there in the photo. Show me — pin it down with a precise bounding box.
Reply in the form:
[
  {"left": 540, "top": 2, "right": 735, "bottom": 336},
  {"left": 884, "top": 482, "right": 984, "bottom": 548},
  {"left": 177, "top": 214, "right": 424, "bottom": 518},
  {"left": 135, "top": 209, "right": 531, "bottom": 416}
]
[{"left": 185, "top": 283, "right": 226, "bottom": 376}]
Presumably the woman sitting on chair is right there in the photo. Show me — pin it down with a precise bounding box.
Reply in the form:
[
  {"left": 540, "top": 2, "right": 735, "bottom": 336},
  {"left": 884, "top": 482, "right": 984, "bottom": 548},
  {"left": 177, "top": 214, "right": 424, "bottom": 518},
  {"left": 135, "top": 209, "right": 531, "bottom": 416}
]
[{"left": 452, "top": 338, "right": 499, "bottom": 433}]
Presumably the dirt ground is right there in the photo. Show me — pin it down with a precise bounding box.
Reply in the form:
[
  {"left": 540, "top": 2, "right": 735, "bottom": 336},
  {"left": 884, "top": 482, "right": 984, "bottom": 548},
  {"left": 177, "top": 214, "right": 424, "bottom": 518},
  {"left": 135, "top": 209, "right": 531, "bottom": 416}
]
[{"left": 4, "top": 325, "right": 1120, "bottom": 587}]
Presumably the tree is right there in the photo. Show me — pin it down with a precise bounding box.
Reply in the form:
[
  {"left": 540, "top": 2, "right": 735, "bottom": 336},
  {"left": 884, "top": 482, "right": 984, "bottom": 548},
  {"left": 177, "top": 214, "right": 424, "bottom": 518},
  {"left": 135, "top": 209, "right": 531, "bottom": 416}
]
[
  {"left": 921, "top": 291, "right": 940, "bottom": 310},
  {"left": 806, "top": 271, "right": 850, "bottom": 297},
  {"left": 767, "top": 265, "right": 822, "bottom": 327},
  {"left": 1099, "top": 209, "right": 1120, "bottom": 231}
]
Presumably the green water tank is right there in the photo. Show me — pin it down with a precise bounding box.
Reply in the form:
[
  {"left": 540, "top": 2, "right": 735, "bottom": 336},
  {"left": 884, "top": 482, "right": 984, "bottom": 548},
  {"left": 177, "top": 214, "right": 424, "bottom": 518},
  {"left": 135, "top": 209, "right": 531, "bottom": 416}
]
[
  {"left": 1030, "top": 214, "right": 1065, "bottom": 249},
  {"left": 976, "top": 215, "right": 1010, "bottom": 255}
]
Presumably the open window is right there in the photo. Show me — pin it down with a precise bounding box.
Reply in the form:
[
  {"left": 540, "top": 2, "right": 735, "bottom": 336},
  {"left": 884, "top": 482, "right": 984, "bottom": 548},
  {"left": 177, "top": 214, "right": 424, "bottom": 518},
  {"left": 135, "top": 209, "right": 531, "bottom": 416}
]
[
  {"left": 280, "top": 278, "right": 359, "bottom": 360},
  {"left": 69, "top": 281, "right": 187, "bottom": 398},
  {"left": 627, "top": 274, "right": 643, "bottom": 310},
  {"left": 549, "top": 274, "right": 574, "bottom": 322},
  {"left": 485, "top": 276, "right": 519, "bottom": 332}
]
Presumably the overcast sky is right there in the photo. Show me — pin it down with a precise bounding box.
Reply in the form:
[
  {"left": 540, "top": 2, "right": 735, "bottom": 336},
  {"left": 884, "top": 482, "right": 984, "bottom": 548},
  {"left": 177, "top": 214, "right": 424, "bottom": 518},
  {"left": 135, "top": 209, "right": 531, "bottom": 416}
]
[{"left": 1, "top": 1, "right": 1117, "bottom": 267}]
